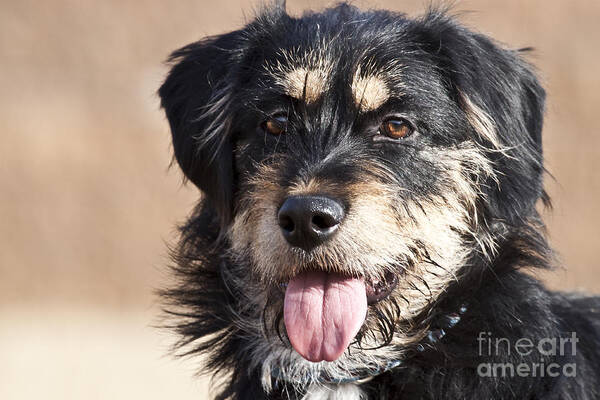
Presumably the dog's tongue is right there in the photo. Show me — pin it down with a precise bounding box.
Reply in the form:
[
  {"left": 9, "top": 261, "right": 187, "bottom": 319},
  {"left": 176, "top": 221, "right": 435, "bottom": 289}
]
[{"left": 284, "top": 270, "right": 367, "bottom": 362}]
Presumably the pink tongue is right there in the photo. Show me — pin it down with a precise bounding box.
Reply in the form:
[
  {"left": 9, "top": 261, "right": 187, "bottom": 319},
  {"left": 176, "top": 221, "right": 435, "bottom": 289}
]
[{"left": 284, "top": 271, "right": 367, "bottom": 362}]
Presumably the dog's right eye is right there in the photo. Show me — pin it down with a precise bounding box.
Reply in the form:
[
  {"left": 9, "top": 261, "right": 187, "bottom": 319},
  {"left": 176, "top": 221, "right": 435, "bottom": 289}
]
[{"left": 261, "top": 115, "right": 287, "bottom": 136}]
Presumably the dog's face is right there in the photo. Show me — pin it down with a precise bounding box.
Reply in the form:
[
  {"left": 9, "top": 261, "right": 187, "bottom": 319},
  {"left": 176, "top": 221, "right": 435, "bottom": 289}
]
[{"left": 160, "top": 3, "right": 545, "bottom": 388}]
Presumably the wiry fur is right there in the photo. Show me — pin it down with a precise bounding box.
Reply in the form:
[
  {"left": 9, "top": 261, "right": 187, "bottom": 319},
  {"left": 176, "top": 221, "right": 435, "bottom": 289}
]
[{"left": 158, "top": 3, "right": 600, "bottom": 400}]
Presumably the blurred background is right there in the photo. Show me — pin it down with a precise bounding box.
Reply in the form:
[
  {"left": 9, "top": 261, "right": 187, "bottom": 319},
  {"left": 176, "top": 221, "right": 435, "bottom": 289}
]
[{"left": 1, "top": 0, "right": 598, "bottom": 398}]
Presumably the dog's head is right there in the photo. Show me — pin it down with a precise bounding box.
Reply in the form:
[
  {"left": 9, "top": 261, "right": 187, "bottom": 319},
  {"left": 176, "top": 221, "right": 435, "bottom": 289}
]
[{"left": 160, "top": 3, "right": 545, "bottom": 388}]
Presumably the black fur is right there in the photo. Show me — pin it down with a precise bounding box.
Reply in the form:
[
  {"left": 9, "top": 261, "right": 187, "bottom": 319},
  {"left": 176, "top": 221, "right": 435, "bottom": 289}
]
[{"left": 159, "top": 4, "right": 600, "bottom": 399}]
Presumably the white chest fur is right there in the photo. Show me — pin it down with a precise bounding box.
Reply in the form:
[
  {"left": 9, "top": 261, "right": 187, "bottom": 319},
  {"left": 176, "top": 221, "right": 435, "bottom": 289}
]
[{"left": 302, "top": 383, "right": 366, "bottom": 400}]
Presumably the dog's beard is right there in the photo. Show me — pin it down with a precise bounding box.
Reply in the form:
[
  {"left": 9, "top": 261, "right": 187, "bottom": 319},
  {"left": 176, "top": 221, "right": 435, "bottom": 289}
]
[
  {"left": 218, "top": 258, "right": 426, "bottom": 393},
  {"left": 225, "top": 236, "right": 470, "bottom": 392}
]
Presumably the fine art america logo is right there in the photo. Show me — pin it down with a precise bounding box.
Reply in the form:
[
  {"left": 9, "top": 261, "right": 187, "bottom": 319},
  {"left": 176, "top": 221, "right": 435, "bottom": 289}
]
[{"left": 477, "top": 332, "right": 578, "bottom": 378}]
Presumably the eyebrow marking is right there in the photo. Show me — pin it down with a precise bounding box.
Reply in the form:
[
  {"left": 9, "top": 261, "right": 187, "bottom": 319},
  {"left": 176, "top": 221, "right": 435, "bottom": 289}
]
[
  {"left": 282, "top": 67, "right": 329, "bottom": 104},
  {"left": 351, "top": 70, "right": 390, "bottom": 112}
]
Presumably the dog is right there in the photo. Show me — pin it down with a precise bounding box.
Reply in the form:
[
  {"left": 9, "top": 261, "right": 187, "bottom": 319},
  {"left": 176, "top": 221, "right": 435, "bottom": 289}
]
[{"left": 158, "top": 3, "right": 600, "bottom": 399}]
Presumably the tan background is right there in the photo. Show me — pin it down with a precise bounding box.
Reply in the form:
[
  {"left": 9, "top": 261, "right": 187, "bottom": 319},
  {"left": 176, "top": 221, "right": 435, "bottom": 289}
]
[{"left": 1, "top": 0, "right": 598, "bottom": 398}]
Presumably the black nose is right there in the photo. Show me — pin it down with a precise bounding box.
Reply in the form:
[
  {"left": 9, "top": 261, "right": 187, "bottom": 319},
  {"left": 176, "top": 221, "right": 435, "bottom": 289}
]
[{"left": 277, "top": 195, "right": 345, "bottom": 251}]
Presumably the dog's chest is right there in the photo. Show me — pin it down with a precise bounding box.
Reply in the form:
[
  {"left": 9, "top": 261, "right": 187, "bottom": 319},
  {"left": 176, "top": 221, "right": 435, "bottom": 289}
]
[{"left": 301, "top": 383, "right": 366, "bottom": 400}]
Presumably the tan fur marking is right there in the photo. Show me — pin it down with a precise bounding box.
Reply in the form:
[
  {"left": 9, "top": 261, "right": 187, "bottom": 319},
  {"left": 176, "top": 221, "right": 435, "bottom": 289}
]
[
  {"left": 283, "top": 68, "right": 329, "bottom": 103},
  {"left": 351, "top": 73, "right": 390, "bottom": 111},
  {"left": 460, "top": 92, "right": 502, "bottom": 149},
  {"left": 288, "top": 178, "right": 324, "bottom": 196}
]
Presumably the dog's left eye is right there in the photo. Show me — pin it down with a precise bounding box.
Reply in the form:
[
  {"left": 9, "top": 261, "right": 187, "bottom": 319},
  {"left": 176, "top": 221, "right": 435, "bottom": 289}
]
[
  {"left": 379, "top": 118, "right": 414, "bottom": 139},
  {"left": 261, "top": 115, "right": 287, "bottom": 136}
]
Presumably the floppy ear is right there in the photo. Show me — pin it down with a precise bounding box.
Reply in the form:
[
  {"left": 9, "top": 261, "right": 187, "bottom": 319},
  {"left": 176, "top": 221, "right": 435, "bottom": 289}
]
[
  {"left": 159, "top": 31, "right": 244, "bottom": 228},
  {"left": 420, "top": 13, "right": 546, "bottom": 225}
]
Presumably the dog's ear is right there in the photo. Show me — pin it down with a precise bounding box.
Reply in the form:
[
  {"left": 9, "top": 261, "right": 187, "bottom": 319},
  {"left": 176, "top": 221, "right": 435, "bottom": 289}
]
[
  {"left": 418, "top": 12, "right": 546, "bottom": 225},
  {"left": 159, "top": 31, "right": 245, "bottom": 229}
]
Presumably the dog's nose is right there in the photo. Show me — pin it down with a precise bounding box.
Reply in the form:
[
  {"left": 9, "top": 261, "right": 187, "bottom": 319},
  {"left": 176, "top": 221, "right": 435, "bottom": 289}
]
[{"left": 277, "top": 195, "right": 345, "bottom": 251}]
